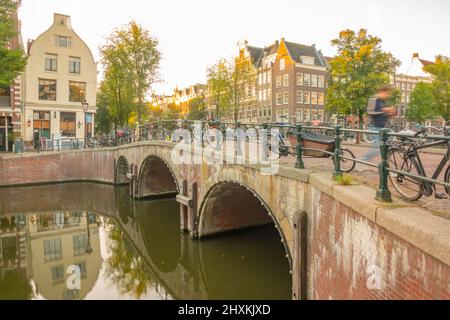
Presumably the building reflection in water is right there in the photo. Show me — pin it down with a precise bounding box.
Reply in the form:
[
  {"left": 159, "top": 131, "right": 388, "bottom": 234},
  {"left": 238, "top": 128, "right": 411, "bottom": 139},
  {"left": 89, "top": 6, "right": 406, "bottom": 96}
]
[{"left": 0, "top": 183, "right": 291, "bottom": 300}]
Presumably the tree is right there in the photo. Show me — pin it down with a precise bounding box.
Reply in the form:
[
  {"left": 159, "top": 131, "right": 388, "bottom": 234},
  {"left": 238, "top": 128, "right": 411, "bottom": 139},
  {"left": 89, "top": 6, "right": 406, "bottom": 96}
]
[
  {"left": 188, "top": 96, "right": 207, "bottom": 120},
  {"left": 95, "top": 87, "right": 113, "bottom": 134},
  {"left": 406, "top": 83, "right": 437, "bottom": 124},
  {"left": 326, "top": 29, "right": 400, "bottom": 124},
  {"left": 207, "top": 59, "right": 231, "bottom": 119},
  {"left": 228, "top": 54, "right": 257, "bottom": 121},
  {"left": 424, "top": 55, "right": 450, "bottom": 121},
  {"left": 0, "top": 0, "right": 26, "bottom": 87},
  {"left": 100, "top": 21, "right": 161, "bottom": 124}
]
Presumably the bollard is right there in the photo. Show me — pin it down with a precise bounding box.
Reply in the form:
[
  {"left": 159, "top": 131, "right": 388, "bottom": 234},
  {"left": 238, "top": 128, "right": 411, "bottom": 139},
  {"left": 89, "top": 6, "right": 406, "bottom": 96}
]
[
  {"left": 333, "top": 125, "right": 343, "bottom": 179},
  {"left": 295, "top": 125, "right": 305, "bottom": 169},
  {"left": 376, "top": 128, "right": 393, "bottom": 202}
]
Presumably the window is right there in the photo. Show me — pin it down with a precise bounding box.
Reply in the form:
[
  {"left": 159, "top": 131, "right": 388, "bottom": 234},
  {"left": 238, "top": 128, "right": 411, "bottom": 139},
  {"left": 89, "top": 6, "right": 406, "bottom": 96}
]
[
  {"left": 311, "top": 75, "right": 318, "bottom": 87},
  {"left": 267, "top": 88, "right": 272, "bottom": 99},
  {"left": 60, "top": 112, "right": 76, "bottom": 137},
  {"left": 33, "top": 111, "right": 51, "bottom": 139},
  {"left": 267, "top": 72, "right": 271, "bottom": 83},
  {"left": 69, "top": 57, "right": 81, "bottom": 74},
  {"left": 258, "top": 73, "right": 263, "bottom": 85},
  {"left": 76, "top": 262, "right": 87, "bottom": 278},
  {"left": 396, "top": 82, "right": 401, "bottom": 90},
  {"left": 276, "top": 93, "right": 282, "bottom": 105},
  {"left": 276, "top": 110, "right": 282, "bottom": 122},
  {"left": 263, "top": 89, "right": 267, "bottom": 101},
  {"left": 296, "top": 73, "right": 303, "bottom": 86},
  {"left": 295, "top": 108, "right": 302, "bottom": 122},
  {"left": 283, "top": 74, "right": 289, "bottom": 87},
  {"left": 296, "top": 90, "right": 303, "bottom": 104},
  {"left": 282, "top": 109, "right": 289, "bottom": 122},
  {"left": 73, "top": 234, "right": 88, "bottom": 256},
  {"left": 69, "top": 81, "right": 86, "bottom": 102},
  {"left": 44, "top": 239, "right": 62, "bottom": 262},
  {"left": 407, "top": 83, "right": 412, "bottom": 90},
  {"left": 303, "top": 74, "right": 311, "bottom": 86},
  {"left": 39, "top": 79, "right": 57, "bottom": 101},
  {"left": 303, "top": 91, "right": 310, "bottom": 104},
  {"left": 55, "top": 35, "right": 72, "bottom": 47},
  {"left": 318, "top": 75, "right": 325, "bottom": 88},
  {"left": 301, "top": 56, "right": 315, "bottom": 65},
  {"left": 51, "top": 265, "right": 64, "bottom": 283},
  {"left": 280, "top": 58, "right": 285, "bottom": 71},
  {"left": 401, "top": 82, "right": 406, "bottom": 90},
  {"left": 318, "top": 92, "right": 324, "bottom": 105},
  {"left": 262, "top": 72, "right": 267, "bottom": 84},
  {"left": 258, "top": 90, "right": 263, "bottom": 101},
  {"left": 311, "top": 92, "right": 318, "bottom": 105},
  {"left": 283, "top": 91, "right": 289, "bottom": 105},
  {"left": 276, "top": 76, "right": 282, "bottom": 88},
  {"left": 402, "top": 92, "right": 406, "bottom": 103},
  {"left": 45, "top": 54, "right": 57, "bottom": 72}
]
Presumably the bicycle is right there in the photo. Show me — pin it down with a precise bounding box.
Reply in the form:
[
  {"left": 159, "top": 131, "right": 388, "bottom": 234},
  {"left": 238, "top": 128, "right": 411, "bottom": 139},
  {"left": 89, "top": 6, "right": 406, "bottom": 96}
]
[
  {"left": 387, "top": 127, "right": 450, "bottom": 201},
  {"left": 267, "top": 127, "right": 357, "bottom": 173}
]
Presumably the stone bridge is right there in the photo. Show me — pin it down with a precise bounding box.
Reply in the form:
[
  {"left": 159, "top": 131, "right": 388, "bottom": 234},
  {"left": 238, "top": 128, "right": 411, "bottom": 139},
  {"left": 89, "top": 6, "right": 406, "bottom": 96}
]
[{"left": 0, "top": 141, "right": 449, "bottom": 300}]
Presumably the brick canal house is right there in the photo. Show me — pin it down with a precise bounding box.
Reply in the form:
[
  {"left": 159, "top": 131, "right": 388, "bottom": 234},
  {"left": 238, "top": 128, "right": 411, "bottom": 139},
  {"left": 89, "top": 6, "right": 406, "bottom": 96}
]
[
  {"left": 23, "top": 13, "right": 97, "bottom": 147},
  {"left": 233, "top": 39, "right": 329, "bottom": 124}
]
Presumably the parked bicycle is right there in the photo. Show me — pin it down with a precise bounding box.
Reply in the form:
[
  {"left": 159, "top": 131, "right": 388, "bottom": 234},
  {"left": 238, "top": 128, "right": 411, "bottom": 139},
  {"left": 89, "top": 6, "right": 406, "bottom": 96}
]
[
  {"left": 387, "top": 126, "right": 450, "bottom": 201},
  {"left": 267, "top": 127, "right": 357, "bottom": 172}
]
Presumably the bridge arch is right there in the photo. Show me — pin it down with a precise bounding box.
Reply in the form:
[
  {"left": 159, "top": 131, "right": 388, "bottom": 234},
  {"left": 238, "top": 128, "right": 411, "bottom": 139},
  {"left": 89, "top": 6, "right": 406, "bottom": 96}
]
[
  {"left": 137, "top": 154, "right": 180, "bottom": 198},
  {"left": 115, "top": 156, "right": 130, "bottom": 185},
  {"left": 197, "top": 181, "right": 292, "bottom": 267}
]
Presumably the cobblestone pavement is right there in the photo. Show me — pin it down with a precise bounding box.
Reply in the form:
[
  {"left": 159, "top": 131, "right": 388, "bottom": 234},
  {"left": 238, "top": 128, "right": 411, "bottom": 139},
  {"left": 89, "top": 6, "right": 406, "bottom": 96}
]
[{"left": 280, "top": 144, "right": 450, "bottom": 219}]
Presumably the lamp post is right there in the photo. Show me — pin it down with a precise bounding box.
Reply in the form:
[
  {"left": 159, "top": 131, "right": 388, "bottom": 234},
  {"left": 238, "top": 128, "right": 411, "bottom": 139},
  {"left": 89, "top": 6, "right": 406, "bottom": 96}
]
[{"left": 81, "top": 100, "right": 89, "bottom": 148}]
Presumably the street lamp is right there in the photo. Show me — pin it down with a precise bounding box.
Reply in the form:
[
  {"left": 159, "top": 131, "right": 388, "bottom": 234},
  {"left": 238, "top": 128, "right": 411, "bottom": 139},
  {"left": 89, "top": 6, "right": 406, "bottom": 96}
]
[{"left": 81, "top": 100, "right": 89, "bottom": 147}]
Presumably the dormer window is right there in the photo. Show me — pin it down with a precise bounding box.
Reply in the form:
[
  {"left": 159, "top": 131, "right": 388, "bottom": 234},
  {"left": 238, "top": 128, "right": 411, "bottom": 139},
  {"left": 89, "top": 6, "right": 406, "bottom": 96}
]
[
  {"left": 301, "top": 56, "right": 315, "bottom": 65},
  {"left": 55, "top": 35, "right": 72, "bottom": 47}
]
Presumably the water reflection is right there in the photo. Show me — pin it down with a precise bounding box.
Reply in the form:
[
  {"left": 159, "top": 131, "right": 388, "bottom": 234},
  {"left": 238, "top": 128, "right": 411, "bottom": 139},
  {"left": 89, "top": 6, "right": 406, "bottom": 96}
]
[{"left": 0, "top": 183, "right": 291, "bottom": 300}]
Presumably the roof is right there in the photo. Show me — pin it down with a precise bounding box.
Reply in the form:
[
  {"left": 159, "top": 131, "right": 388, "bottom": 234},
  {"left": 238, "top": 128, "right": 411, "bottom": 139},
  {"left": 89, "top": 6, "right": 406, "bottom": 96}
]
[
  {"left": 247, "top": 45, "right": 264, "bottom": 64},
  {"left": 254, "top": 41, "right": 280, "bottom": 67},
  {"left": 283, "top": 40, "right": 326, "bottom": 67},
  {"left": 419, "top": 59, "right": 434, "bottom": 67}
]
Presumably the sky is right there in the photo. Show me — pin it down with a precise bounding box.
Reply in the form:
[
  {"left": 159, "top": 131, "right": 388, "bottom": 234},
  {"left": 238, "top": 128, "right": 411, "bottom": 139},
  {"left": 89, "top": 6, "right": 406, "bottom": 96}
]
[{"left": 19, "top": 0, "right": 450, "bottom": 95}]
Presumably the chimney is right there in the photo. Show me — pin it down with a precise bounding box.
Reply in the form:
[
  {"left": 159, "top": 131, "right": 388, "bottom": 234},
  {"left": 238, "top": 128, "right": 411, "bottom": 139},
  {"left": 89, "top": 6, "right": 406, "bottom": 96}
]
[
  {"left": 413, "top": 53, "right": 419, "bottom": 59},
  {"left": 53, "top": 13, "right": 72, "bottom": 30}
]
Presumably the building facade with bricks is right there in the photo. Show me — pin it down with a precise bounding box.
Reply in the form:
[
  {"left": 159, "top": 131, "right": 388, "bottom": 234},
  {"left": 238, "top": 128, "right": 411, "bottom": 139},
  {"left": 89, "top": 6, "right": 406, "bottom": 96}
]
[
  {"left": 23, "top": 13, "right": 97, "bottom": 145},
  {"left": 0, "top": 0, "right": 24, "bottom": 152},
  {"left": 272, "top": 38, "right": 328, "bottom": 123}
]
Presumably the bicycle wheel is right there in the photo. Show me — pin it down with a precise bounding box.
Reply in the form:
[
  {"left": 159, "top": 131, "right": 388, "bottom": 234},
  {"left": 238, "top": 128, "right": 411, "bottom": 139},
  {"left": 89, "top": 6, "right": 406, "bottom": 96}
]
[
  {"left": 387, "top": 148, "right": 422, "bottom": 201},
  {"left": 445, "top": 165, "right": 450, "bottom": 195},
  {"left": 336, "top": 148, "right": 356, "bottom": 173}
]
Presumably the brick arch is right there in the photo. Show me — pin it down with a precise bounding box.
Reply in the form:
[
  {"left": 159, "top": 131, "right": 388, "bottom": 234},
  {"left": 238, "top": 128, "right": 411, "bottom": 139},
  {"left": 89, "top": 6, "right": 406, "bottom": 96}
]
[
  {"left": 136, "top": 154, "right": 180, "bottom": 198},
  {"left": 115, "top": 156, "right": 130, "bottom": 185},
  {"left": 197, "top": 180, "right": 292, "bottom": 268}
]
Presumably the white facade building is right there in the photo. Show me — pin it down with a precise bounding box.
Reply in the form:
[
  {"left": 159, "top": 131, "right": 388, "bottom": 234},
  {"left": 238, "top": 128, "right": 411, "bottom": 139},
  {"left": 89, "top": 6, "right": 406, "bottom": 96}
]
[{"left": 23, "top": 13, "right": 97, "bottom": 144}]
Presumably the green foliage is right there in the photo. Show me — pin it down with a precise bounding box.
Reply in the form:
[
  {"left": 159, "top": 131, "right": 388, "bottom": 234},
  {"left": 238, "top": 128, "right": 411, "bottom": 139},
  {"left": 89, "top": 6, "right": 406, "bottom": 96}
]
[
  {"left": 406, "top": 82, "right": 437, "bottom": 124},
  {"left": 207, "top": 59, "right": 231, "bottom": 119},
  {"left": 423, "top": 56, "right": 450, "bottom": 120},
  {"left": 326, "top": 29, "right": 400, "bottom": 120},
  {"left": 335, "top": 174, "right": 353, "bottom": 185},
  {"left": 188, "top": 96, "right": 207, "bottom": 120},
  {"left": 100, "top": 21, "right": 161, "bottom": 124},
  {"left": 95, "top": 87, "right": 113, "bottom": 134},
  {"left": 0, "top": 0, "right": 26, "bottom": 87}
]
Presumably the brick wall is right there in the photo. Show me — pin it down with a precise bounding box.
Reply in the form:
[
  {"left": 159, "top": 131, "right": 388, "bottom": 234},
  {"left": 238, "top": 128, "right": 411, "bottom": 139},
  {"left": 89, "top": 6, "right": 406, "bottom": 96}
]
[{"left": 308, "top": 188, "right": 450, "bottom": 300}]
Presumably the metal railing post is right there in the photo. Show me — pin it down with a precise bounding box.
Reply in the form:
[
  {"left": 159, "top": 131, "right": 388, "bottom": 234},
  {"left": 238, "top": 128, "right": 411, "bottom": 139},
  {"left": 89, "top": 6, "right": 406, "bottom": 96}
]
[
  {"left": 376, "top": 128, "right": 393, "bottom": 202},
  {"left": 235, "top": 121, "right": 242, "bottom": 156},
  {"left": 295, "top": 125, "right": 305, "bottom": 169},
  {"left": 261, "top": 123, "right": 268, "bottom": 162},
  {"left": 215, "top": 120, "right": 222, "bottom": 151},
  {"left": 333, "top": 125, "right": 343, "bottom": 179}
]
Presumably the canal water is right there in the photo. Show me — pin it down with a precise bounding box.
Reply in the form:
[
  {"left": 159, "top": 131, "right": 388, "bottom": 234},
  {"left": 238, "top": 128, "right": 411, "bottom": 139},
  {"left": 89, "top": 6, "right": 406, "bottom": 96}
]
[{"left": 0, "top": 183, "right": 291, "bottom": 300}]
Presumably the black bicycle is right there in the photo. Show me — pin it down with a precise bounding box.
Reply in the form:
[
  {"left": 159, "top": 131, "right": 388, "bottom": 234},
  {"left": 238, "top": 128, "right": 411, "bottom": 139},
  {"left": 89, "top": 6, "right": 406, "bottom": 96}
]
[{"left": 387, "top": 127, "right": 450, "bottom": 201}]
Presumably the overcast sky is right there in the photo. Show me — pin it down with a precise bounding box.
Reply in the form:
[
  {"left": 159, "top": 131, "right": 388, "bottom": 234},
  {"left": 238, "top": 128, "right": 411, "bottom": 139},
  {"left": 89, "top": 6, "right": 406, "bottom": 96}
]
[{"left": 19, "top": 0, "right": 450, "bottom": 95}]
